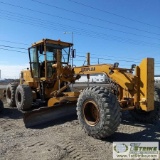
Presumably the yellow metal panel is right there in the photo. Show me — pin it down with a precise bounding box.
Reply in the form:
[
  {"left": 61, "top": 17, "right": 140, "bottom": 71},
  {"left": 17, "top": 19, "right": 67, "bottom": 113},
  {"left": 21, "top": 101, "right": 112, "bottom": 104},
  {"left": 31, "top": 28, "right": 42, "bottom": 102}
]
[
  {"left": 48, "top": 96, "right": 78, "bottom": 107},
  {"left": 109, "top": 70, "right": 134, "bottom": 90},
  {"left": 63, "top": 92, "right": 80, "bottom": 97},
  {"left": 48, "top": 97, "right": 61, "bottom": 107},
  {"left": 46, "top": 39, "right": 73, "bottom": 47},
  {"left": 74, "top": 64, "right": 135, "bottom": 90},
  {"left": 139, "top": 58, "right": 154, "bottom": 111}
]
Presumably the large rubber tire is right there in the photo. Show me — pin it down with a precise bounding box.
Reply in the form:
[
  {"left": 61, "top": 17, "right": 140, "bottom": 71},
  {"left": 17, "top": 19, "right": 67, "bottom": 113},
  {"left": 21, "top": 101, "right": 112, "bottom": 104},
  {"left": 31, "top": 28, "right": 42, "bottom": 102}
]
[
  {"left": 130, "top": 86, "right": 160, "bottom": 123},
  {"left": 77, "top": 86, "right": 121, "bottom": 139},
  {"left": 6, "top": 83, "right": 18, "bottom": 107},
  {"left": 15, "top": 85, "right": 33, "bottom": 111},
  {"left": 0, "top": 100, "right": 4, "bottom": 112}
]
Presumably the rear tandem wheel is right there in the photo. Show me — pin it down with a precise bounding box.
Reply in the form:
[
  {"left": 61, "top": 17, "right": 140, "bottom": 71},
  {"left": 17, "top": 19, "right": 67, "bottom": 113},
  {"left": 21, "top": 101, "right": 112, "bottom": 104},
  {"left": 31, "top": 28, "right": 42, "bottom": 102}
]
[{"left": 6, "top": 83, "right": 18, "bottom": 107}]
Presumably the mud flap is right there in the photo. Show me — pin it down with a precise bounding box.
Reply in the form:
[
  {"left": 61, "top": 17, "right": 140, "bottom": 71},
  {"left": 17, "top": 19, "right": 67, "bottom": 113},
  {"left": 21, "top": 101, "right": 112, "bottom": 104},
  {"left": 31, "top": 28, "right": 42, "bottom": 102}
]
[{"left": 23, "top": 103, "right": 77, "bottom": 128}]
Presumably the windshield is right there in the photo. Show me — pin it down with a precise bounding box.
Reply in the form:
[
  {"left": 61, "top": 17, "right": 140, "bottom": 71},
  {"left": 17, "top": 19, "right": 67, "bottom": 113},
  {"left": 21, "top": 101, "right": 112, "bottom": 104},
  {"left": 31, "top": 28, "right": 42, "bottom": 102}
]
[{"left": 46, "top": 44, "right": 70, "bottom": 64}]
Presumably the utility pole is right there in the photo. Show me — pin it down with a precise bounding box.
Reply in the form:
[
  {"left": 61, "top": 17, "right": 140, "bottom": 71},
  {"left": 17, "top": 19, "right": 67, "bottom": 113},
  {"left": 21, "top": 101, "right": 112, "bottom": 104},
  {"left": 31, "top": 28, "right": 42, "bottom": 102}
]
[{"left": 87, "top": 52, "right": 90, "bottom": 87}]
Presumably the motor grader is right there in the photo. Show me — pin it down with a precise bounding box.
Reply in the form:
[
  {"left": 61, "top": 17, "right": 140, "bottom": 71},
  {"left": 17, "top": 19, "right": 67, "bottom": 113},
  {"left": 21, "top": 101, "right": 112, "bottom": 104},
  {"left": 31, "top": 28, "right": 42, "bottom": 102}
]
[{"left": 5, "top": 38, "right": 160, "bottom": 139}]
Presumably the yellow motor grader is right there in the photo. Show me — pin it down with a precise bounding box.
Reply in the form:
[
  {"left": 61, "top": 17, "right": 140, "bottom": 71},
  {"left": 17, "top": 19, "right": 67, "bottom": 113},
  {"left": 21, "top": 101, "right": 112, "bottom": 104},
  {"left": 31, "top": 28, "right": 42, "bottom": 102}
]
[{"left": 5, "top": 38, "right": 160, "bottom": 139}]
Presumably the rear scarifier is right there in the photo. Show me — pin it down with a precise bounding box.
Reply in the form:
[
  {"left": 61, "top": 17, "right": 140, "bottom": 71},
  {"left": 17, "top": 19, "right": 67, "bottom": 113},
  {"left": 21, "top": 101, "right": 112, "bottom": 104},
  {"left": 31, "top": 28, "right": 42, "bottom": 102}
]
[
  {"left": 15, "top": 85, "right": 33, "bottom": 111},
  {"left": 130, "top": 86, "right": 160, "bottom": 123},
  {"left": 77, "top": 86, "right": 121, "bottom": 139},
  {"left": 6, "top": 83, "right": 18, "bottom": 107}
]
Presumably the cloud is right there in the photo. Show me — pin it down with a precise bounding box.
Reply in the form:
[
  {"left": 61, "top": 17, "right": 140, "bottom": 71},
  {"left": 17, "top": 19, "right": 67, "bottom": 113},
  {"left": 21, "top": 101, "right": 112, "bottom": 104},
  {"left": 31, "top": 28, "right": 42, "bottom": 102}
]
[{"left": 0, "top": 64, "right": 29, "bottom": 79}]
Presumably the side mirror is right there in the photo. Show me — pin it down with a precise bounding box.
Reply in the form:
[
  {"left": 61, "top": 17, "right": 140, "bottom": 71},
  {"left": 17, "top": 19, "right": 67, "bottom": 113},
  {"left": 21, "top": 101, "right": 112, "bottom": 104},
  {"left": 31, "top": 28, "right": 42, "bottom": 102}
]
[
  {"left": 131, "top": 64, "right": 136, "bottom": 69},
  {"left": 113, "top": 62, "right": 119, "bottom": 68},
  {"left": 71, "top": 49, "right": 76, "bottom": 58}
]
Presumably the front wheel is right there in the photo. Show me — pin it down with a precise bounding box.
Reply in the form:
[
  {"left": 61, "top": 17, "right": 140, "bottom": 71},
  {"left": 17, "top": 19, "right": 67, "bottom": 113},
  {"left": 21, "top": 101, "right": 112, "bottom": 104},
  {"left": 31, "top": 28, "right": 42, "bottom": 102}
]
[{"left": 77, "top": 86, "right": 121, "bottom": 139}]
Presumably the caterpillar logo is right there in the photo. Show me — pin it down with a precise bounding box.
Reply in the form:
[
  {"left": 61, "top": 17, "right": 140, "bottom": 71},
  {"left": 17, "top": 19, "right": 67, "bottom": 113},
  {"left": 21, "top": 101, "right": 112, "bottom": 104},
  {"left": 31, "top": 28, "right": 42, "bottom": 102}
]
[{"left": 81, "top": 67, "right": 95, "bottom": 72}]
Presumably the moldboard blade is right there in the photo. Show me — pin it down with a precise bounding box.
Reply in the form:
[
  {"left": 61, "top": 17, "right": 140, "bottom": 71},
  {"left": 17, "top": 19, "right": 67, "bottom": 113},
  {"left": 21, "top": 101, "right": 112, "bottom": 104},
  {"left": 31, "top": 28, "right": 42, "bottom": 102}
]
[{"left": 23, "top": 103, "right": 77, "bottom": 128}]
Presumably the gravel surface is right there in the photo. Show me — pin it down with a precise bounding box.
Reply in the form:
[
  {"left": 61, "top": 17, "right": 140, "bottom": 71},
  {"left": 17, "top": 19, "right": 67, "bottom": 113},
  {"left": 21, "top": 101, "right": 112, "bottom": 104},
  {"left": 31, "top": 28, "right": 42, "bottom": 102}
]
[{"left": 0, "top": 89, "right": 160, "bottom": 160}]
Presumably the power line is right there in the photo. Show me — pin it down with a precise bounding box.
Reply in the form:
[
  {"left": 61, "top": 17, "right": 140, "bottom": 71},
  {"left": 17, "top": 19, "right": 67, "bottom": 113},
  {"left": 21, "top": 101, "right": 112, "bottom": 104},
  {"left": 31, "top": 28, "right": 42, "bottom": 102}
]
[
  {"left": 1, "top": 1, "right": 160, "bottom": 36},
  {"left": 0, "top": 40, "right": 159, "bottom": 63},
  {"left": 0, "top": 39, "right": 28, "bottom": 46},
  {"left": 30, "top": 0, "right": 160, "bottom": 35},
  {"left": 1, "top": 9, "right": 159, "bottom": 41},
  {"left": 0, "top": 11, "right": 160, "bottom": 48},
  {"left": 68, "top": 0, "right": 160, "bottom": 29},
  {"left": 1, "top": 42, "right": 159, "bottom": 64},
  {"left": 76, "top": 54, "right": 160, "bottom": 64},
  {"left": 1, "top": 45, "right": 160, "bottom": 66},
  {"left": 91, "top": 53, "right": 140, "bottom": 62},
  {"left": 98, "top": 57, "right": 139, "bottom": 63},
  {"left": 0, "top": 48, "right": 27, "bottom": 54},
  {"left": 0, "top": 44, "right": 27, "bottom": 50}
]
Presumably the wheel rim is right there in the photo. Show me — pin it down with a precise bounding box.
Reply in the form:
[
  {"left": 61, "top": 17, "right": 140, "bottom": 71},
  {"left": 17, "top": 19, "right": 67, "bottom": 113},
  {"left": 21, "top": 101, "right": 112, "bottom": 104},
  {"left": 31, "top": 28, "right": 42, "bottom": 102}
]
[
  {"left": 83, "top": 100, "right": 100, "bottom": 126},
  {"left": 7, "top": 88, "right": 11, "bottom": 99}
]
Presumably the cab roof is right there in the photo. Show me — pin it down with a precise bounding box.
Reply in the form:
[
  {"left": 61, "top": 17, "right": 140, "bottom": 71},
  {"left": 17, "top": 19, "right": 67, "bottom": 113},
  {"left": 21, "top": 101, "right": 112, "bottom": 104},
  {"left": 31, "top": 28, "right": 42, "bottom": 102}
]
[{"left": 31, "top": 38, "right": 73, "bottom": 47}]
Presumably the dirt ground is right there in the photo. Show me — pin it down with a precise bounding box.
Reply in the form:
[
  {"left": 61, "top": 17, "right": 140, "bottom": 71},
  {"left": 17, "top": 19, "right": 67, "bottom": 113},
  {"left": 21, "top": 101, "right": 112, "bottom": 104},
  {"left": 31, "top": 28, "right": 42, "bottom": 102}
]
[{"left": 0, "top": 88, "right": 160, "bottom": 160}]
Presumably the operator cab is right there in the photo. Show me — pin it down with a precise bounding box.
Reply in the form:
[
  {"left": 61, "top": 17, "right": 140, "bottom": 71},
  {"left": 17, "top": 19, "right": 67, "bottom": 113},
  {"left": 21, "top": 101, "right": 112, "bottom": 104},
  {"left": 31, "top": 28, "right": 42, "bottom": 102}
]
[{"left": 28, "top": 39, "right": 73, "bottom": 79}]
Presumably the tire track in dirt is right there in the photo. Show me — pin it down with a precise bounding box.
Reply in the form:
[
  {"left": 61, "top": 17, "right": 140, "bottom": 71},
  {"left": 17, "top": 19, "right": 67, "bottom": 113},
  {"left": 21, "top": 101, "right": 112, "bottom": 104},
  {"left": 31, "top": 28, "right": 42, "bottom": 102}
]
[
  {"left": 56, "top": 122, "right": 111, "bottom": 160},
  {"left": 59, "top": 139, "right": 98, "bottom": 160}
]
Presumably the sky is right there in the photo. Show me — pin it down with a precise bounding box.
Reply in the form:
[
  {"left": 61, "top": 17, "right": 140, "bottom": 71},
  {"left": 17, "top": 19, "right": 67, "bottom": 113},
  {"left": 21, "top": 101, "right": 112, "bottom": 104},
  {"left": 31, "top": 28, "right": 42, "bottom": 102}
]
[{"left": 0, "top": 0, "right": 160, "bottom": 78}]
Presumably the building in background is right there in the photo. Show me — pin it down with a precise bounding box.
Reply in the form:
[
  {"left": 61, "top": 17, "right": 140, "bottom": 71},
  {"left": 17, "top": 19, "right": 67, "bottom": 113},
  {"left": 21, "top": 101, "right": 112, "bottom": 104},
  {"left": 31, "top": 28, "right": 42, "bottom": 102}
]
[
  {"left": 76, "top": 74, "right": 108, "bottom": 83},
  {"left": 154, "top": 75, "right": 160, "bottom": 83},
  {"left": 76, "top": 74, "right": 160, "bottom": 84}
]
